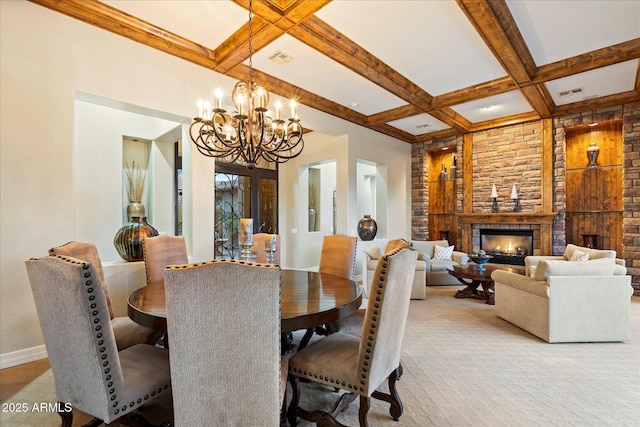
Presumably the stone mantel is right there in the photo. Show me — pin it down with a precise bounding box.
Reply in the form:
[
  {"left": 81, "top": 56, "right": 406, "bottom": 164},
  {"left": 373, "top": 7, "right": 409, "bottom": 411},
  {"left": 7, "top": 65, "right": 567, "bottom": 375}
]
[{"left": 458, "top": 213, "right": 558, "bottom": 225}]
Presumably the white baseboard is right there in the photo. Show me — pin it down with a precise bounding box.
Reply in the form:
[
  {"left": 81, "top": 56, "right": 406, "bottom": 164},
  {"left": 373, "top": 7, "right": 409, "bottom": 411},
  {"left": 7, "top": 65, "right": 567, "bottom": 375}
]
[{"left": 0, "top": 345, "right": 48, "bottom": 369}]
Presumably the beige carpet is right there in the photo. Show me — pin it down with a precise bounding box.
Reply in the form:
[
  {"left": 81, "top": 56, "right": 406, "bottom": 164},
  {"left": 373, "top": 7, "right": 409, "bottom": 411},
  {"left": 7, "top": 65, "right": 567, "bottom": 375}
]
[{"left": 2, "top": 286, "right": 639, "bottom": 426}]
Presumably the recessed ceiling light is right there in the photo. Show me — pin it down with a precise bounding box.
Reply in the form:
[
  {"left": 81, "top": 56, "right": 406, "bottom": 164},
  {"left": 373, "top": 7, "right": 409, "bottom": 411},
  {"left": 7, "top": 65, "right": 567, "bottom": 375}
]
[
  {"left": 350, "top": 102, "right": 359, "bottom": 108},
  {"left": 482, "top": 105, "right": 497, "bottom": 111},
  {"left": 416, "top": 123, "right": 431, "bottom": 129}
]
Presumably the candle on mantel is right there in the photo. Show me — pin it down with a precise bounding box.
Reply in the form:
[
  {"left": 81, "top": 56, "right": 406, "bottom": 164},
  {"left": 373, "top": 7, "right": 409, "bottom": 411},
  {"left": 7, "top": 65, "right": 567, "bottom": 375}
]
[
  {"left": 491, "top": 184, "right": 498, "bottom": 198},
  {"left": 239, "top": 218, "right": 253, "bottom": 245},
  {"left": 511, "top": 185, "right": 518, "bottom": 200}
]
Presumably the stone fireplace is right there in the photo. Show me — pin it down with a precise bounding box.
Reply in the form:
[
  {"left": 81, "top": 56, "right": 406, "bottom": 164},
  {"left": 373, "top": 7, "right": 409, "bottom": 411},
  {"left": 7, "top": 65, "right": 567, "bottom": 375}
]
[{"left": 479, "top": 229, "right": 533, "bottom": 266}]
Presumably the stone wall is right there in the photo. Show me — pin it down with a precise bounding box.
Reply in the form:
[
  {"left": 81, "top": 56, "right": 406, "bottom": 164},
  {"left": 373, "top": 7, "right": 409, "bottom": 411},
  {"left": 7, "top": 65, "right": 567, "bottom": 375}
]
[
  {"left": 411, "top": 101, "right": 640, "bottom": 292},
  {"left": 472, "top": 122, "right": 543, "bottom": 213}
]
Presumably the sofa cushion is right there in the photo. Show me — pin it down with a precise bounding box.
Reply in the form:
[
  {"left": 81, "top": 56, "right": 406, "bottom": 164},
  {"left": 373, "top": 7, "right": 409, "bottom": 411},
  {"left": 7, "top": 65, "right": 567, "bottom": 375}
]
[
  {"left": 533, "top": 258, "right": 616, "bottom": 280},
  {"left": 430, "top": 259, "right": 456, "bottom": 271},
  {"left": 563, "top": 244, "right": 615, "bottom": 261},
  {"left": 385, "top": 238, "right": 410, "bottom": 254},
  {"left": 433, "top": 245, "right": 454, "bottom": 260}
]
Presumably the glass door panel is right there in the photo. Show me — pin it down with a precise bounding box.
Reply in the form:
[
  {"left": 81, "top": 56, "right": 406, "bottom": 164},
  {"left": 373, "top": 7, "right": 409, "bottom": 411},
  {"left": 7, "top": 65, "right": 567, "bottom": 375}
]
[
  {"left": 258, "top": 178, "right": 277, "bottom": 233},
  {"left": 214, "top": 172, "right": 251, "bottom": 259}
]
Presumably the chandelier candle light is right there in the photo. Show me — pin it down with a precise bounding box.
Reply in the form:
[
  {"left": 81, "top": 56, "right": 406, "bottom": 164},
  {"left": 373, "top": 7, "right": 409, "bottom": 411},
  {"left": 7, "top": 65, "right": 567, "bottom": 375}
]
[{"left": 189, "top": 0, "right": 304, "bottom": 169}]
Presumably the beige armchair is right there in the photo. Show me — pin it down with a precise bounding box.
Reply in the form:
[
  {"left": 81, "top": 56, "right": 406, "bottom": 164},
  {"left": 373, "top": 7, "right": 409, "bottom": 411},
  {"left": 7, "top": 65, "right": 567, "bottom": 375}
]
[
  {"left": 25, "top": 255, "right": 171, "bottom": 426},
  {"left": 288, "top": 248, "right": 418, "bottom": 426},
  {"left": 164, "top": 259, "right": 286, "bottom": 425},
  {"left": 48, "top": 241, "right": 161, "bottom": 350}
]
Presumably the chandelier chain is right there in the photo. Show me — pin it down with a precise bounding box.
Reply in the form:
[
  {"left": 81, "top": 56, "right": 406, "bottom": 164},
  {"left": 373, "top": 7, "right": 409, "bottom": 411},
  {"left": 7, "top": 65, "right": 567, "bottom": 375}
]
[{"left": 248, "top": 0, "right": 254, "bottom": 87}]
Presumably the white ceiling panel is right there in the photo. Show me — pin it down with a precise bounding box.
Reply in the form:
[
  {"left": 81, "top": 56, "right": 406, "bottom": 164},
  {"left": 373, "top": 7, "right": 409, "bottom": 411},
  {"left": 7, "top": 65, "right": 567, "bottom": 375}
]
[
  {"left": 102, "top": 0, "right": 247, "bottom": 49},
  {"left": 546, "top": 60, "right": 639, "bottom": 106},
  {"left": 507, "top": 0, "right": 640, "bottom": 66},
  {"left": 316, "top": 1, "right": 507, "bottom": 96},
  {"left": 387, "top": 114, "right": 450, "bottom": 136},
  {"left": 251, "top": 34, "right": 407, "bottom": 116},
  {"left": 450, "top": 91, "right": 533, "bottom": 123}
]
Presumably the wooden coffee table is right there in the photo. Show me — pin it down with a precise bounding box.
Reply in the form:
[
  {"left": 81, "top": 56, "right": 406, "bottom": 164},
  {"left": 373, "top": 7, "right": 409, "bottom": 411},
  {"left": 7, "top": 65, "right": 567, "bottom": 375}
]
[{"left": 449, "top": 264, "right": 523, "bottom": 305}]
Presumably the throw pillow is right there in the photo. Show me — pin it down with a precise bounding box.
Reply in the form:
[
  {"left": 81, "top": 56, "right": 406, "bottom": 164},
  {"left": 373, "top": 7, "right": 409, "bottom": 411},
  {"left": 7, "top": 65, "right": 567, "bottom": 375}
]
[
  {"left": 364, "top": 246, "right": 381, "bottom": 260},
  {"left": 384, "top": 238, "right": 410, "bottom": 255},
  {"left": 569, "top": 249, "right": 589, "bottom": 262},
  {"left": 433, "top": 245, "right": 454, "bottom": 260}
]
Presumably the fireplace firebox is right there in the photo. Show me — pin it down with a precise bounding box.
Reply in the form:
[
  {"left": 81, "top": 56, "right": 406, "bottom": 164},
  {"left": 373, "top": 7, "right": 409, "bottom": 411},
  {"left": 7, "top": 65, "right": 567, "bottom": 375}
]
[{"left": 479, "top": 229, "right": 533, "bottom": 266}]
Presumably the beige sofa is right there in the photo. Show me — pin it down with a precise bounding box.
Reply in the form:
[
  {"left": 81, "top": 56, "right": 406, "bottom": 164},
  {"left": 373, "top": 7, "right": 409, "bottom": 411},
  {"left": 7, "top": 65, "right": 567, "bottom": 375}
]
[
  {"left": 491, "top": 244, "right": 633, "bottom": 343},
  {"left": 360, "top": 239, "right": 469, "bottom": 299}
]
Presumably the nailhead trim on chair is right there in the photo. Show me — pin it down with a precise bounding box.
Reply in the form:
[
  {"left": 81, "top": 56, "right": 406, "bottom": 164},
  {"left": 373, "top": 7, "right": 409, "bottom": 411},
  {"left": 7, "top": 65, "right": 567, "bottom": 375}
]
[
  {"left": 290, "top": 247, "right": 403, "bottom": 395},
  {"left": 51, "top": 255, "right": 171, "bottom": 421}
]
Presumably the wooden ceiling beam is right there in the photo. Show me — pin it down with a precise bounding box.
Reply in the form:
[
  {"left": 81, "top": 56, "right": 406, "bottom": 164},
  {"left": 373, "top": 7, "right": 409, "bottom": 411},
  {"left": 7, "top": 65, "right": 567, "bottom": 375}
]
[
  {"left": 456, "top": 0, "right": 553, "bottom": 117},
  {"left": 432, "top": 76, "right": 518, "bottom": 108},
  {"left": 533, "top": 39, "right": 640, "bottom": 84},
  {"left": 367, "top": 105, "right": 423, "bottom": 126}
]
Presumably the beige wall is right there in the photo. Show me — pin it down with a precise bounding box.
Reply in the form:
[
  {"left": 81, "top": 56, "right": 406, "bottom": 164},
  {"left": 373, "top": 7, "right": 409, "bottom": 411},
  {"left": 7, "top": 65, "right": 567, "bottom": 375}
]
[{"left": 0, "top": 1, "right": 411, "bottom": 364}]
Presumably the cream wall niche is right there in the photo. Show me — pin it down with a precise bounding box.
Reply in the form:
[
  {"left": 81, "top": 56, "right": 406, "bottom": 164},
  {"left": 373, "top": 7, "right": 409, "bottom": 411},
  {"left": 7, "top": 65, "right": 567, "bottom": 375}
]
[{"left": 75, "top": 100, "right": 181, "bottom": 262}]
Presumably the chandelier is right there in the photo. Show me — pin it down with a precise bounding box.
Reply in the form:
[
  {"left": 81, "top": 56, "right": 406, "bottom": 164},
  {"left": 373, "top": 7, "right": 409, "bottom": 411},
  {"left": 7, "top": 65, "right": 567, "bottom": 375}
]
[{"left": 189, "top": 0, "right": 304, "bottom": 169}]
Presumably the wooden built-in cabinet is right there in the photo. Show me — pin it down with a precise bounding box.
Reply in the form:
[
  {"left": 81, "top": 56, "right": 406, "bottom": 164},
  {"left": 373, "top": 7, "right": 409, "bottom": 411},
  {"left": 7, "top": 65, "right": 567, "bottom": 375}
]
[
  {"left": 565, "top": 120, "right": 623, "bottom": 253},
  {"left": 428, "top": 148, "right": 458, "bottom": 248}
]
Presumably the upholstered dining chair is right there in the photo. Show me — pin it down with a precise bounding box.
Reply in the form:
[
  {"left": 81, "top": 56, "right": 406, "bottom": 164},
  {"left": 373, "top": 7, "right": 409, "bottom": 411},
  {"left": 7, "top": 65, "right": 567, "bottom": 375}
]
[
  {"left": 299, "top": 234, "right": 358, "bottom": 349},
  {"left": 164, "top": 259, "right": 286, "bottom": 425},
  {"left": 318, "top": 234, "right": 358, "bottom": 279},
  {"left": 252, "top": 233, "right": 281, "bottom": 264},
  {"left": 288, "top": 247, "right": 418, "bottom": 427},
  {"left": 25, "top": 255, "right": 171, "bottom": 427},
  {"left": 48, "top": 241, "right": 161, "bottom": 350},
  {"left": 142, "top": 235, "right": 188, "bottom": 291}
]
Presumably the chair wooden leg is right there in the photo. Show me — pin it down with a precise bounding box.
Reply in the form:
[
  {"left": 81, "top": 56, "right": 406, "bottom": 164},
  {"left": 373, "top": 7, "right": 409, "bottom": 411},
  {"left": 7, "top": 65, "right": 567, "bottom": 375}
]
[
  {"left": 358, "top": 395, "right": 371, "bottom": 427},
  {"left": 287, "top": 375, "right": 301, "bottom": 426},
  {"left": 371, "top": 366, "right": 403, "bottom": 421},
  {"left": 58, "top": 406, "right": 73, "bottom": 427}
]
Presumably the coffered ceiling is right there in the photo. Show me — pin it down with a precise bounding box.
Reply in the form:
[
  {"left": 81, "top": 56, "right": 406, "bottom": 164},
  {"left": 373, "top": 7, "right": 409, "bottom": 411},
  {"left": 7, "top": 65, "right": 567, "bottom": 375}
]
[{"left": 30, "top": 0, "right": 640, "bottom": 143}]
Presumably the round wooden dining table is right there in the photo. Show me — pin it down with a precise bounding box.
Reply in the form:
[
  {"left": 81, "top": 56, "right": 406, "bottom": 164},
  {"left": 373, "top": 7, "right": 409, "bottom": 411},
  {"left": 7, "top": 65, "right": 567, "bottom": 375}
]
[{"left": 127, "top": 269, "right": 362, "bottom": 334}]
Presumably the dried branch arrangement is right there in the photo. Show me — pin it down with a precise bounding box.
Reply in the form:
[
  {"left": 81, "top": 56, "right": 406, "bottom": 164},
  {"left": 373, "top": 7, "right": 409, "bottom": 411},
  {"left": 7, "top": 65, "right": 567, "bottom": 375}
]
[{"left": 125, "top": 161, "right": 146, "bottom": 202}]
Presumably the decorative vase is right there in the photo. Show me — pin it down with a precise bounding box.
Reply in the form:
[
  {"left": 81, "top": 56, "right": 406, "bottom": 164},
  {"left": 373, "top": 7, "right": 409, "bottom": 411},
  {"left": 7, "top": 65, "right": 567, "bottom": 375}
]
[
  {"left": 357, "top": 215, "right": 378, "bottom": 241},
  {"left": 587, "top": 141, "right": 600, "bottom": 167},
  {"left": 309, "top": 207, "right": 316, "bottom": 231},
  {"left": 114, "top": 216, "right": 159, "bottom": 261},
  {"left": 127, "top": 201, "right": 145, "bottom": 222}
]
